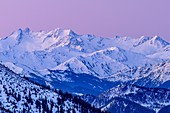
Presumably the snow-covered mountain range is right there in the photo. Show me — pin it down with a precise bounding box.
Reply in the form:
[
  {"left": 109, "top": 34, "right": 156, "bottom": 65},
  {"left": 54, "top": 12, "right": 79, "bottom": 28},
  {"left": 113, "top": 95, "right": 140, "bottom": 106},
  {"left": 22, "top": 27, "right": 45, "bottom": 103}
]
[{"left": 0, "top": 28, "right": 169, "bottom": 95}]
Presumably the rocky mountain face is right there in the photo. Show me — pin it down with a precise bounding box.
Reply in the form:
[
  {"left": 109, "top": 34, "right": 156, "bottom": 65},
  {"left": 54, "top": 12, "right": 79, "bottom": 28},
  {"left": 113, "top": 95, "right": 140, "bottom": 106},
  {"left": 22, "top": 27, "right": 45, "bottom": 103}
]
[
  {"left": 0, "top": 28, "right": 169, "bottom": 95},
  {"left": 81, "top": 84, "right": 170, "bottom": 113},
  {"left": 0, "top": 63, "right": 103, "bottom": 113}
]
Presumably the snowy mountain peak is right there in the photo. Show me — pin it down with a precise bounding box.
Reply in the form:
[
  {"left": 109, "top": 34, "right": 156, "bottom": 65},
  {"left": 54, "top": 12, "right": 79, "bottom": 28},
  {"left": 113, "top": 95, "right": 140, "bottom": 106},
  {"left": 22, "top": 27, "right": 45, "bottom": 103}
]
[
  {"left": 134, "top": 35, "right": 169, "bottom": 48},
  {"left": 11, "top": 28, "right": 23, "bottom": 38},
  {"left": 66, "top": 29, "right": 77, "bottom": 36},
  {"left": 152, "top": 35, "right": 162, "bottom": 40},
  {"left": 23, "top": 27, "right": 31, "bottom": 33},
  {"left": 133, "top": 36, "right": 152, "bottom": 47},
  {"left": 7, "top": 28, "right": 32, "bottom": 41},
  {"left": 13, "top": 27, "right": 31, "bottom": 36},
  {"left": 150, "top": 35, "right": 169, "bottom": 47},
  {"left": 49, "top": 28, "right": 77, "bottom": 37},
  {"left": 18, "top": 28, "right": 23, "bottom": 32}
]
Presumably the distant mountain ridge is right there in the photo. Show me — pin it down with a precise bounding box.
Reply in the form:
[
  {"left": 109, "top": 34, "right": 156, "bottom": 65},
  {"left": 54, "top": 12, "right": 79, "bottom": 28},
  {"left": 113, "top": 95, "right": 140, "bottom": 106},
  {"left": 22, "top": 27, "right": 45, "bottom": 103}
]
[
  {"left": 0, "top": 28, "right": 169, "bottom": 95},
  {"left": 81, "top": 84, "right": 170, "bottom": 113}
]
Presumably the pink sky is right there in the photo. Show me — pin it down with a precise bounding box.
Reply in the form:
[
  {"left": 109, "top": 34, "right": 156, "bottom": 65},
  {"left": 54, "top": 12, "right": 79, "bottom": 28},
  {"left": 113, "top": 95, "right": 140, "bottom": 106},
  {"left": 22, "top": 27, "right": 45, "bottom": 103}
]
[{"left": 0, "top": 0, "right": 170, "bottom": 42}]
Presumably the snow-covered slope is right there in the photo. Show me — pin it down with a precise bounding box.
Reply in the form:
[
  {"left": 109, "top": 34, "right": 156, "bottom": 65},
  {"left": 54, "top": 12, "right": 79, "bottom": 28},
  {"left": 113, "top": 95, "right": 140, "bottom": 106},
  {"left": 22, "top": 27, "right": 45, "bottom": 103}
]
[
  {"left": 0, "top": 63, "right": 102, "bottom": 113},
  {"left": 103, "top": 60, "right": 170, "bottom": 87},
  {"left": 53, "top": 47, "right": 159, "bottom": 77},
  {"left": 130, "top": 60, "right": 170, "bottom": 88},
  {"left": 147, "top": 45, "right": 170, "bottom": 59},
  {"left": 81, "top": 84, "right": 170, "bottom": 113}
]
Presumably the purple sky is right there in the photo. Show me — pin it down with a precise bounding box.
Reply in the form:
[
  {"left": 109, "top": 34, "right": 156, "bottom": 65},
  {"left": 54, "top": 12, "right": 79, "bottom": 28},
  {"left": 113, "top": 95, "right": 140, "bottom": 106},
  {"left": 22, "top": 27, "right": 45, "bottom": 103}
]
[{"left": 0, "top": 0, "right": 170, "bottom": 42}]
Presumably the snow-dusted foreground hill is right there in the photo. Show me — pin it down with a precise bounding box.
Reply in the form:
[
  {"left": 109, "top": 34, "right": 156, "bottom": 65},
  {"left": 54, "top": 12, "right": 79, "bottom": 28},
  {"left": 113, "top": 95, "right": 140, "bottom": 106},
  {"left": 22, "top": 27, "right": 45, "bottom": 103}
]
[
  {"left": 0, "top": 64, "right": 102, "bottom": 113},
  {"left": 0, "top": 28, "right": 169, "bottom": 95},
  {"left": 81, "top": 84, "right": 170, "bottom": 113}
]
